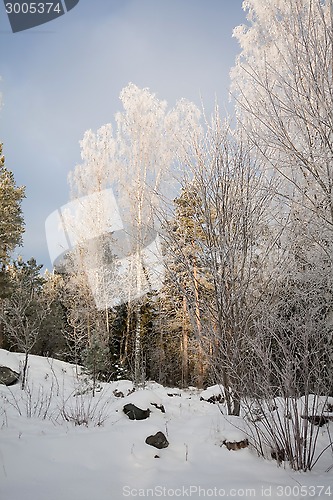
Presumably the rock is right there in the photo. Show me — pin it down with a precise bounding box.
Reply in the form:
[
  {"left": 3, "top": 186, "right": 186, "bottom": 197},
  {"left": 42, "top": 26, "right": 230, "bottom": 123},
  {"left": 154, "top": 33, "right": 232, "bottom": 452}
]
[
  {"left": 145, "top": 431, "right": 169, "bottom": 449},
  {"left": 271, "top": 448, "right": 286, "bottom": 463},
  {"left": 113, "top": 389, "right": 124, "bottom": 398},
  {"left": 151, "top": 402, "right": 166, "bottom": 413},
  {"left": 200, "top": 394, "right": 224, "bottom": 404},
  {"left": 223, "top": 438, "right": 249, "bottom": 451},
  {"left": 0, "top": 366, "right": 19, "bottom": 386},
  {"left": 302, "top": 415, "right": 331, "bottom": 427},
  {"left": 0, "top": 349, "right": 20, "bottom": 372},
  {"left": 123, "top": 403, "right": 150, "bottom": 420},
  {"left": 200, "top": 385, "right": 225, "bottom": 404}
]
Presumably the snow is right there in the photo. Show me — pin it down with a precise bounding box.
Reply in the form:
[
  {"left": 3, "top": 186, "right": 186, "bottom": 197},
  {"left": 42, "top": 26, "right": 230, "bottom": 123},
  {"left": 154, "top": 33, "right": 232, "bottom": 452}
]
[
  {"left": 0, "top": 351, "right": 332, "bottom": 500},
  {"left": 200, "top": 384, "right": 224, "bottom": 400},
  {"left": 0, "top": 348, "right": 20, "bottom": 372}
]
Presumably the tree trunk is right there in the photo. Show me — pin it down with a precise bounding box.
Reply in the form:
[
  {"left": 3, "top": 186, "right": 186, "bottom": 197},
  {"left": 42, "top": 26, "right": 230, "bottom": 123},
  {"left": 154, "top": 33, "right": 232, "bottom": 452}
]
[
  {"left": 21, "top": 351, "right": 29, "bottom": 390},
  {"left": 181, "top": 296, "right": 189, "bottom": 387},
  {"left": 192, "top": 253, "right": 204, "bottom": 388}
]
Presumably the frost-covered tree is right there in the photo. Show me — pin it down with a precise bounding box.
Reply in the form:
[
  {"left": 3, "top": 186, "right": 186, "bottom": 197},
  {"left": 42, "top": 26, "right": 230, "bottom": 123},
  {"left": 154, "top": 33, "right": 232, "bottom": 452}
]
[
  {"left": 0, "top": 144, "right": 25, "bottom": 297},
  {"left": 0, "top": 144, "right": 25, "bottom": 348},
  {"left": 109, "top": 83, "right": 201, "bottom": 384},
  {"left": 163, "top": 114, "right": 283, "bottom": 412},
  {"left": 1, "top": 258, "right": 51, "bottom": 389},
  {"left": 67, "top": 83, "right": 201, "bottom": 385},
  {"left": 231, "top": 0, "right": 333, "bottom": 391},
  {"left": 230, "top": 2, "right": 333, "bottom": 462},
  {"left": 159, "top": 183, "right": 212, "bottom": 388},
  {"left": 231, "top": 0, "right": 333, "bottom": 235}
]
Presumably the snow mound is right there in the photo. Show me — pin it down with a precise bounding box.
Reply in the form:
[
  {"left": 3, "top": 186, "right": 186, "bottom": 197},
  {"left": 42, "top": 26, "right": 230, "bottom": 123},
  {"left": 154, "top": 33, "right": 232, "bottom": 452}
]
[{"left": 0, "top": 349, "right": 20, "bottom": 372}]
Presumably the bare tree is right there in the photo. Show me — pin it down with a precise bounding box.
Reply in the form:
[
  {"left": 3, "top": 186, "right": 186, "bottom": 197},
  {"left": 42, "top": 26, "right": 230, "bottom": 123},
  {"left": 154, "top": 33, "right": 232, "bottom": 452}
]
[
  {"left": 67, "top": 83, "right": 201, "bottom": 385},
  {"left": 161, "top": 113, "right": 284, "bottom": 413},
  {"left": 1, "top": 258, "right": 53, "bottom": 389},
  {"left": 231, "top": 0, "right": 333, "bottom": 235},
  {"left": 242, "top": 241, "right": 333, "bottom": 470},
  {"left": 228, "top": 0, "right": 333, "bottom": 466}
]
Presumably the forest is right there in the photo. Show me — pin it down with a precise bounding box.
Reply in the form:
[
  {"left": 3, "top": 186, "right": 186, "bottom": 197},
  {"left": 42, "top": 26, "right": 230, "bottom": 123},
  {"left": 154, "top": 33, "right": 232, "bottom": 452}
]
[{"left": 0, "top": 0, "right": 332, "bottom": 473}]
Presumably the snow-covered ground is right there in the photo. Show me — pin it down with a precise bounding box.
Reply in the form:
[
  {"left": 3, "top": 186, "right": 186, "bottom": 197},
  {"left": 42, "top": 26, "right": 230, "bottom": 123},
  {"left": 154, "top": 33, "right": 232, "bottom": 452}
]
[{"left": 0, "top": 350, "right": 332, "bottom": 500}]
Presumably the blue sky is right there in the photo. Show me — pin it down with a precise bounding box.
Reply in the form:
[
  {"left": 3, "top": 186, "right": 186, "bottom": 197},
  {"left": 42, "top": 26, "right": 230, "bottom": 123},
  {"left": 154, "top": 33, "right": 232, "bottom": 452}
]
[{"left": 0, "top": 0, "right": 245, "bottom": 269}]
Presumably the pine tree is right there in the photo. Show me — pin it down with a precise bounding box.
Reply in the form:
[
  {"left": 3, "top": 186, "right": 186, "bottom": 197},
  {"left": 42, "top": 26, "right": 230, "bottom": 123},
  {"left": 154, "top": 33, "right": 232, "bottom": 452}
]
[
  {"left": 0, "top": 144, "right": 25, "bottom": 272},
  {"left": 0, "top": 145, "right": 25, "bottom": 347},
  {"left": 157, "top": 183, "right": 213, "bottom": 388},
  {"left": 34, "top": 271, "right": 68, "bottom": 359}
]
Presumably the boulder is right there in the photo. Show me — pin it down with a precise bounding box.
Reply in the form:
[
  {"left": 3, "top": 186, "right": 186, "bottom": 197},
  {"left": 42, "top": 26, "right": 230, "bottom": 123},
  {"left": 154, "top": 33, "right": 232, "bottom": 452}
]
[
  {"left": 0, "top": 366, "right": 19, "bottom": 386},
  {"left": 302, "top": 415, "right": 332, "bottom": 427},
  {"left": 223, "top": 438, "right": 249, "bottom": 451},
  {"left": 151, "top": 402, "right": 166, "bottom": 413},
  {"left": 200, "top": 394, "right": 224, "bottom": 404},
  {"left": 123, "top": 403, "right": 150, "bottom": 420},
  {"left": 113, "top": 389, "right": 124, "bottom": 398},
  {"left": 271, "top": 448, "right": 286, "bottom": 463},
  {"left": 145, "top": 431, "right": 169, "bottom": 449},
  {"left": 200, "top": 385, "right": 225, "bottom": 404}
]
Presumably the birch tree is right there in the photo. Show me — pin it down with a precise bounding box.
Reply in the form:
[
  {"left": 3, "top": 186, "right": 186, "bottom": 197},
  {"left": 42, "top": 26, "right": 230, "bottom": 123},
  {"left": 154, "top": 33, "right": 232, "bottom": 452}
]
[
  {"left": 230, "top": 2, "right": 333, "bottom": 462},
  {"left": 110, "top": 84, "right": 201, "bottom": 383},
  {"left": 67, "top": 83, "right": 201, "bottom": 384},
  {"left": 231, "top": 0, "right": 333, "bottom": 236},
  {"left": 163, "top": 114, "right": 284, "bottom": 413},
  {"left": 230, "top": 0, "right": 333, "bottom": 398}
]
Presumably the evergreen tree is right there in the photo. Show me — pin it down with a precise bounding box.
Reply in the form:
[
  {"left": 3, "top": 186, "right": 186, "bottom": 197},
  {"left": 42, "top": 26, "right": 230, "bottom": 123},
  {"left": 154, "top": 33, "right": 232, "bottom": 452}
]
[
  {"left": 0, "top": 143, "right": 24, "bottom": 358},
  {"left": 0, "top": 143, "right": 25, "bottom": 347},
  {"left": 156, "top": 183, "right": 214, "bottom": 388},
  {"left": 0, "top": 143, "right": 25, "bottom": 280},
  {"left": 34, "top": 271, "right": 68, "bottom": 359}
]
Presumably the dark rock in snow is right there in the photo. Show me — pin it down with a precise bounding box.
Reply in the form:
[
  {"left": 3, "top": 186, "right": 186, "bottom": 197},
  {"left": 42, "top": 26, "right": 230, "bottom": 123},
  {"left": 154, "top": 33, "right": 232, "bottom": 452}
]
[
  {"left": 200, "top": 394, "right": 224, "bottom": 404},
  {"left": 113, "top": 389, "right": 124, "bottom": 398},
  {"left": 114, "top": 387, "right": 136, "bottom": 398},
  {"left": 223, "top": 438, "right": 249, "bottom": 451},
  {"left": 271, "top": 448, "right": 286, "bottom": 463},
  {"left": 0, "top": 366, "right": 19, "bottom": 386},
  {"left": 151, "top": 402, "right": 166, "bottom": 413},
  {"left": 200, "top": 386, "right": 225, "bottom": 405},
  {"left": 123, "top": 403, "right": 150, "bottom": 420},
  {"left": 302, "top": 415, "right": 331, "bottom": 427},
  {"left": 145, "top": 431, "right": 169, "bottom": 449}
]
